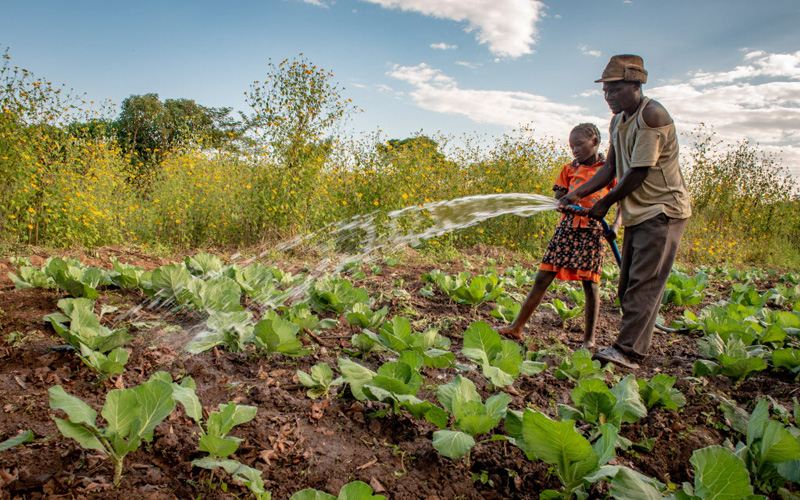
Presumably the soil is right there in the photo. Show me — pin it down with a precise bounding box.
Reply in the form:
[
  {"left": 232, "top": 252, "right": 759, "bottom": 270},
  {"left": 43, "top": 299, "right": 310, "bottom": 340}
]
[{"left": 0, "top": 247, "right": 798, "bottom": 500}]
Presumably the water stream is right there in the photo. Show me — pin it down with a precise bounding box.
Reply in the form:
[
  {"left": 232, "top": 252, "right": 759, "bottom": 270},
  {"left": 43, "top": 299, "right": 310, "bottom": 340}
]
[
  {"left": 241, "top": 192, "right": 559, "bottom": 300},
  {"left": 125, "top": 193, "right": 561, "bottom": 345}
]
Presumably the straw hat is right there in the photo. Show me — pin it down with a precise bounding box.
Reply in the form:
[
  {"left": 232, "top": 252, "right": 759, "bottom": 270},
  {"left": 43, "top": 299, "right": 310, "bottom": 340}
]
[{"left": 595, "top": 54, "right": 648, "bottom": 84}]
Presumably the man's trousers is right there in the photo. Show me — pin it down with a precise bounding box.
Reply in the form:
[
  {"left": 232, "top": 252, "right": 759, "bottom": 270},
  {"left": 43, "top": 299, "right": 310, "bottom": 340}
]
[{"left": 614, "top": 213, "right": 688, "bottom": 359}]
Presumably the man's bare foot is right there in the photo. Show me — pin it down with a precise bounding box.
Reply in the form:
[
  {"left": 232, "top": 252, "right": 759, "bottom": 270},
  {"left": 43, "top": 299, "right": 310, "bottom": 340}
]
[
  {"left": 581, "top": 340, "right": 595, "bottom": 350},
  {"left": 496, "top": 325, "right": 523, "bottom": 340}
]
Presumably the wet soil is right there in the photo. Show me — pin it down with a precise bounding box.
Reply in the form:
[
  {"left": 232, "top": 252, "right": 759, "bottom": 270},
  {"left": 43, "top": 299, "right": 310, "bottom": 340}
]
[{"left": 0, "top": 247, "right": 798, "bottom": 499}]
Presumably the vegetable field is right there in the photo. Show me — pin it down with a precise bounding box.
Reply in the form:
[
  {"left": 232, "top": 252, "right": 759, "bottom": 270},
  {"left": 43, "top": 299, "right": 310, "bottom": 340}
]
[{"left": 1, "top": 246, "right": 799, "bottom": 500}]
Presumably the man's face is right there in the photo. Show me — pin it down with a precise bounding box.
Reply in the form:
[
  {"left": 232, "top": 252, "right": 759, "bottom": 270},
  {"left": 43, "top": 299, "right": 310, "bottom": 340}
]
[{"left": 602, "top": 81, "right": 639, "bottom": 114}]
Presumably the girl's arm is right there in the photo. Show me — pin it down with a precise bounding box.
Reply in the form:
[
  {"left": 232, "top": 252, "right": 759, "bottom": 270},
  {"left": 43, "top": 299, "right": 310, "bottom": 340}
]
[{"left": 559, "top": 144, "right": 617, "bottom": 207}]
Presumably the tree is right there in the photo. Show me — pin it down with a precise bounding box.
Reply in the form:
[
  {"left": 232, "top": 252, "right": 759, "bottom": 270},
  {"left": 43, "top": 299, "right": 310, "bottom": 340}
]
[
  {"left": 377, "top": 135, "right": 446, "bottom": 163},
  {"left": 113, "top": 93, "right": 244, "bottom": 178},
  {"left": 245, "top": 54, "right": 357, "bottom": 169}
]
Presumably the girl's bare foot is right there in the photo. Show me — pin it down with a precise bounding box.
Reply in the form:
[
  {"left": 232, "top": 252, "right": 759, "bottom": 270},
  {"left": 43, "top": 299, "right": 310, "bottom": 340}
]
[{"left": 496, "top": 325, "right": 523, "bottom": 340}]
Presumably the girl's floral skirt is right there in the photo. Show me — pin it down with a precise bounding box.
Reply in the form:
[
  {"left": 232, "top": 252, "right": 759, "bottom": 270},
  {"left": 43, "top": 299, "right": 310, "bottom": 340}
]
[{"left": 539, "top": 220, "right": 606, "bottom": 283}]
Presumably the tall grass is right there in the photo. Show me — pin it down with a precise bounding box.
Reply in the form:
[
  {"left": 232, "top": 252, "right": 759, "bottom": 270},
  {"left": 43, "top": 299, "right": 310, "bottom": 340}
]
[{"left": 2, "top": 55, "right": 798, "bottom": 268}]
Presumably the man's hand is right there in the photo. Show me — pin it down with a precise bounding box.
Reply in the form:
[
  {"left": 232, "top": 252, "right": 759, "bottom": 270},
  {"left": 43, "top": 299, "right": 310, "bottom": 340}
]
[
  {"left": 588, "top": 200, "right": 610, "bottom": 220},
  {"left": 604, "top": 222, "right": 619, "bottom": 243}
]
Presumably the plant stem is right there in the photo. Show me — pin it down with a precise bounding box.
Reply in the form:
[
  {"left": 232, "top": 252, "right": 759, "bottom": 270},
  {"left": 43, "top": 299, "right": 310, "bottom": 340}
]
[{"left": 113, "top": 458, "right": 123, "bottom": 488}]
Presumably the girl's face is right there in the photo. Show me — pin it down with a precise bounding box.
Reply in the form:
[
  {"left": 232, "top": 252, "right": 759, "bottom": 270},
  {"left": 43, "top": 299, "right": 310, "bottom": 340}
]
[{"left": 569, "top": 131, "right": 599, "bottom": 163}]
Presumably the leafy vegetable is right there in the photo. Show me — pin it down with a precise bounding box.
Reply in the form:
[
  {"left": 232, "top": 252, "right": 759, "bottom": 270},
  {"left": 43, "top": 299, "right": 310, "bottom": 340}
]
[
  {"left": 730, "top": 283, "right": 770, "bottom": 308},
  {"left": 45, "top": 257, "right": 109, "bottom": 298},
  {"left": 232, "top": 262, "right": 291, "bottom": 308},
  {"left": 637, "top": 374, "right": 686, "bottom": 411},
  {"left": 109, "top": 258, "right": 144, "bottom": 289},
  {"left": 253, "top": 310, "right": 308, "bottom": 356},
  {"left": 554, "top": 349, "right": 610, "bottom": 383},
  {"left": 557, "top": 375, "right": 647, "bottom": 437},
  {"left": 346, "top": 303, "right": 388, "bottom": 330},
  {"left": 429, "top": 375, "right": 511, "bottom": 460},
  {"left": 422, "top": 269, "right": 468, "bottom": 299},
  {"left": 9, "top": 265, "right": 54, "bottom": 289},
  {"left": 171, "top": 376, "right": 257, "bottom": 461},
  {"left": 662, "top": 270, "right": 708, "bottom": 306},
  {"left": 721, "top": 398, "right": 800, "bottom": 494},
  {"left": 450, "top": 274, "right": 504, "bottom": 312},
  {"left": 506, "top": 409, "right": 618, "bottom": 499},
  {"left": 544, "top": 299, "right": 583, "bottom": 326},
  {"left": 772, "top": 348, "right": 800, "bottom": 379},
  {"left": 0, "top": 430, "right": 34, "bottom": 451},
  {"left": 186, "top": 275, "right": 243, "bottom": 315},
  {"left": 462, "top": 322, "right": 545, "bottom": 387},
  {"left": 309, "top": 275, "right": 371, "bottom": 314},
  {"left": 185, "top": 310, "right": 254, "bottom": 353},
  {"left": 140, "top": 263, "right": 194, "bottom": 306},
  {"left": 184, "top": 252, "right": 224, "bottom": 277},
  {"left": 694, "top": 333, "right": 768, "bottom": 383},
  {"left": 358, "top": 316, "right": 454, "bottom": 367},
  {"left": 190, "top": 457, "right": 272, "bottom": 499},
  {"left": 361, "top": 360, "right": 432, "bottom": 418},
  {"left": 280, "top": 302, "right": 338, "bottom": 332},
  {"left": 490, "top": 296, "right": 521, "bottom": 324},
  {"left": 337, "top": 357, "right": 377, "bottom": 401},
  {"left": 46, "top": 298, "right": 132, "bottom": 378},
  {"left": 503, "top": 264, "right": 537, "bottom": 288},
  {"left": 289, "top": 481, "right": 386, "bottom": 500},
  {"left": 49, "top": 372, "right": 175, "bottom": 487},
  {"left": 297, "top": 363, "right": 343, "bottom": 399}
]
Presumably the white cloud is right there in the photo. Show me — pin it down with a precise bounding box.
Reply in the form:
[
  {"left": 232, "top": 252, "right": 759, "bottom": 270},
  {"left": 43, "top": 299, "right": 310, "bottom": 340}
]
[
  {"left": 360, "top": 0, "right": 546, "bottom": 57},
  {"left": 387, "top": 63, "right": 603, "bottom": 139},
  {"left": 431, "top": 42, "right": 458, "bottom": 50},
  {"left": 579, "top": 44, "right": 602, "bottom": 58},
  {"left": 387, "top": 51, "right": 800, "bottom": 178},
  {"left": 455, "top": 61, "right": 482, "bottom": 69},
  {"left": 576, "top": 89, "right": 601, "bottom": 98},
  {"left": 689, "top": 50, "right": 800, "bottom": 85},
  {"left": 298, "top": 0, "right": 329, "bottom": 7},
  {"left": 650, "top": 50, "right": 800, "bottom": 176}
]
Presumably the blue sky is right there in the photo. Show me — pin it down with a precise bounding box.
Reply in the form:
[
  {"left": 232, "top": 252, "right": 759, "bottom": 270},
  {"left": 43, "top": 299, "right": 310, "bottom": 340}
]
[{"left": 4, "top": 0, "right": 800, "bottom": 175}]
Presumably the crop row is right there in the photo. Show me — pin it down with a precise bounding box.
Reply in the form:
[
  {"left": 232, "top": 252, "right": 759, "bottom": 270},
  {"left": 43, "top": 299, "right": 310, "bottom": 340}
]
[{"left": 5, "top": 254, "right": 800, "bottom": 499}]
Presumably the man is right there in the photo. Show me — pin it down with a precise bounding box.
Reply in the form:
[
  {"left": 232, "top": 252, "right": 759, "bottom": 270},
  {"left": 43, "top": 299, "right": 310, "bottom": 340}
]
[{"left": 559, "top": 54, "right": 692, "bottom": 369}]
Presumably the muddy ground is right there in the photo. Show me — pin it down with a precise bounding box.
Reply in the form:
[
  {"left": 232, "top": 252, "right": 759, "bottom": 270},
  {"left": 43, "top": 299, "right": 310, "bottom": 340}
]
[{"left": 0, "top": 246, "right": 798, "bottom": 499}]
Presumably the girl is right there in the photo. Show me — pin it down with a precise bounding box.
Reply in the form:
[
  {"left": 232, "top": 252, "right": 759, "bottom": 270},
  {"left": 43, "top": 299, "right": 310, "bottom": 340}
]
[{"left": 498, "top": 123, "right": 619, "bottom": 349}]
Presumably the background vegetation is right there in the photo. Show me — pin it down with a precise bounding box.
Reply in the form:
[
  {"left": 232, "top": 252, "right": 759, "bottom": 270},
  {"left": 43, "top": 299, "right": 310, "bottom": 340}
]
[{"left": 2, "top": 49, "right": 798, "bottom": 268}]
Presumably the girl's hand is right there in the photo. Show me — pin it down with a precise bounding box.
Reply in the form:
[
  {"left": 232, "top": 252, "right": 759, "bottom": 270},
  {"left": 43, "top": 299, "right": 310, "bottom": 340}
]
[{"left": 558, "top": 191, "right": 581, "bottom": 208}]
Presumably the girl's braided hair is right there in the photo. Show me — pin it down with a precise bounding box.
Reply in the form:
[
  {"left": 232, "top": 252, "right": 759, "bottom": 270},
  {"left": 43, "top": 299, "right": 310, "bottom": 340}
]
[{"left": 571, "top": 122, "right": 601, "bottom": 142}]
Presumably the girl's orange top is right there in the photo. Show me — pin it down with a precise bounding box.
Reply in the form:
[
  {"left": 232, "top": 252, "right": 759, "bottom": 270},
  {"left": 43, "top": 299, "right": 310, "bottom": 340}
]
[{"left": 553, "top": 157, "right": 616, "bottom": 230}]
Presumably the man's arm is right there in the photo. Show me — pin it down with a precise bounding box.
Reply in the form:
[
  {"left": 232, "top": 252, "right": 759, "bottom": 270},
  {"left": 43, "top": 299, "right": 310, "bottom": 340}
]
[
  {"left": 588, "top": 166, "right": 649, "bottom": 219},
  {"left": 588, "top": 100, "right": 670, "bottom": 219},
  {"left": 559, "top": 144, "right": 617, "bottom": 207}
]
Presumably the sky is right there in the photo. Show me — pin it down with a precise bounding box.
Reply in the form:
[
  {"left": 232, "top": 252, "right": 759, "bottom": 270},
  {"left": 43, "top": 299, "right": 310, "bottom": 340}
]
[{"left": 3, "top": 0, "right": 800, "bottom": 176}]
